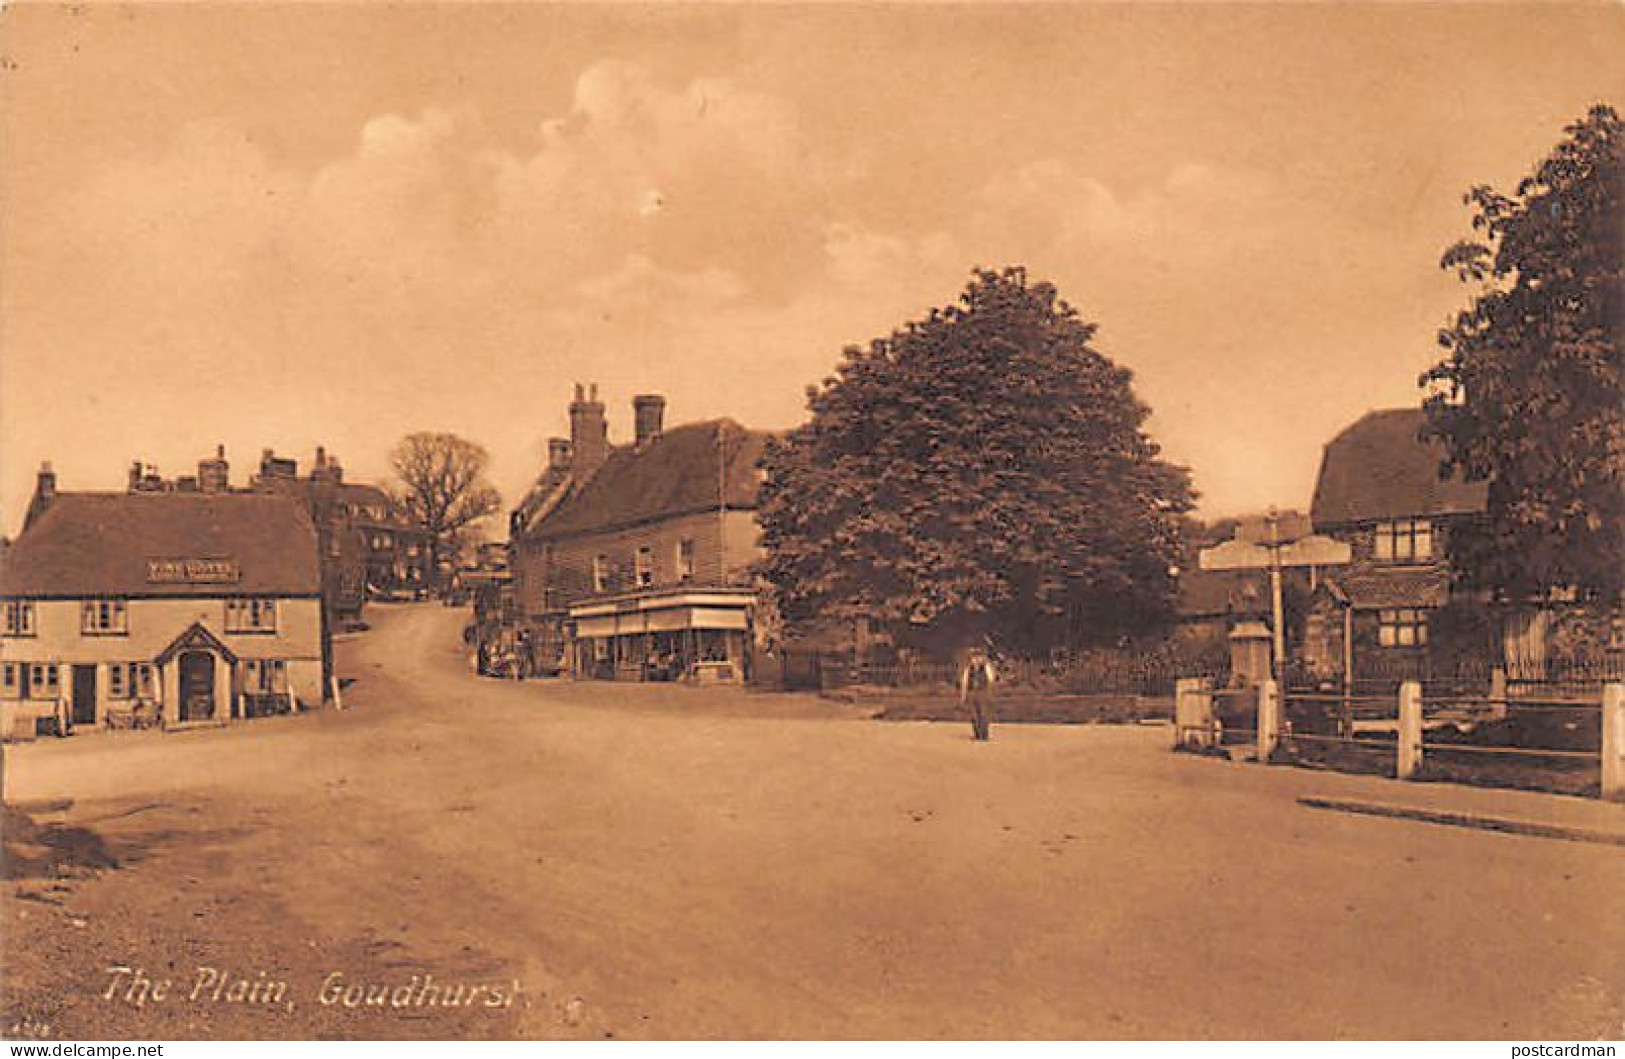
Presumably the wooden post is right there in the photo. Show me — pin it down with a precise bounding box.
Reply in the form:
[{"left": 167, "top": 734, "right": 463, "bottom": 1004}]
[
  {"left": 1257, "top": 679, "right": 1280, "bottom": 762},
  {"left": 1397, "top": 680, "right": 1423, "bottom": 780},
  {"left": 1602, "top": 683, "right": 1624, "bottom": 802},
  {"left": 1341, "top": 603, "right": 1354, "bottom": 739},
  {"left": 1488, "top": 666, "right": 1508, "bottom": 721}
]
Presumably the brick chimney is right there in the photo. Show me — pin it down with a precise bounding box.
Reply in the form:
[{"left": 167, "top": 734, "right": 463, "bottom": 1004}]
[
  {"left": 258, "top": 449, "right": 298, "bottom": 482},
  {"left": 24, "top": 461, "right": 57, "bottom": 530},
  {"left": 197, "top": 444, "right": 229, "bottom": 493},
  {"left": 569, "top": 383, "right": 609, "bottom": 481},
  {"left": 633, "top": 394, "right": 666, "bottom": 447},
  {"left": 310, "top": 445, "right": 343, "bottom": 485}
]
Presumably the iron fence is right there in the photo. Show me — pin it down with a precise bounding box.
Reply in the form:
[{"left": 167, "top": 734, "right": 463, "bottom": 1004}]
[{"left": 812, "top": 652, "right": 1223, "bottom": 697}]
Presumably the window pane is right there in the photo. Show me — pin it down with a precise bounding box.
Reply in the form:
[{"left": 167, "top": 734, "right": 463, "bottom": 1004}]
[{"left": 1373, "top": 526, "right": 1392, "bottom": 560}]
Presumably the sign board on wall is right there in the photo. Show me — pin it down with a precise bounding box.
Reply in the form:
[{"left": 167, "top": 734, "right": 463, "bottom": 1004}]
[{"left": 146, "top": 558, "right": 242, "bottom": 584}]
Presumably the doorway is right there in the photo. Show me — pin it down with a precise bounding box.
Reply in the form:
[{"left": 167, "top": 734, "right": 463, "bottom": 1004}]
[
  {"left": 71, "top": 665, "right": 97, "bottom": 726},
  {"left": 179, "top": 651, "right": 215, "bottom": 722}
]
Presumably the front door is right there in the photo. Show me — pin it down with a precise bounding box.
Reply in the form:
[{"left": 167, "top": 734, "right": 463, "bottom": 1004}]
[
  {"left": 71, "top": 665, "right": 97, "bottom": 726},
  {"left": 179, "top": 651, "right": 215, "bottom": 722}
]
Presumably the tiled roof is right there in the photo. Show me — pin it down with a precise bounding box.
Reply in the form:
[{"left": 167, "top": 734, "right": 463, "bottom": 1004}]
[
  {"left": 1310, "top": 408, "right": 1488, "bottom": 527},
  {"left": 0, "top": 492, "right": 322, "bottom": 597},
  {"left": 533, "top": 420, "right": 772, "bottom": 540},
  {"left": 1334, "top": 566, "right": 1452, "bottom": 610}
]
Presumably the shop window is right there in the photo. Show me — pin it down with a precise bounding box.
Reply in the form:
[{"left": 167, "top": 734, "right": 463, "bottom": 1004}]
[
  {"left": 226, "top": 598, "right": 278, "bottom": 633},
  {"left": 592, "top": 555, "right": 609, "bottom": 593},
  {"left": 1373, "top": 519, "right": 1433, "bottom": 562},
  {"left": 81, "top": 598, "right": 128, "bottom": 636},
  {"left": 2, "top": 600, "right": 36, "bottom": 637},
  {"left": 1378, "top": 608, "right": 1428, "bottom": 648},
  {"left": 635, "top": 546, "right": 654, "bottom": 587},
  {"left": 676, "top": 539, "right": 695, "bottom": 582}
]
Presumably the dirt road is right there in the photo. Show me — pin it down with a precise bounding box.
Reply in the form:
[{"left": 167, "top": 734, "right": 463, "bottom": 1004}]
[{"left": 4, "top": 604, "right": 1623, "bottom": 1039}]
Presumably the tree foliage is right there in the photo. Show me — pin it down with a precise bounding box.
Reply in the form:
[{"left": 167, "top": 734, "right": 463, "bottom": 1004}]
[
  {"left": 389, "top": 432, "right": 502, "bottom": 588},
  {"left": 758, "top": 267, "right": 1194, "bottom": 656},
  {"left": 1422, "top": 104, "right": 1624, "bottom": 601}
]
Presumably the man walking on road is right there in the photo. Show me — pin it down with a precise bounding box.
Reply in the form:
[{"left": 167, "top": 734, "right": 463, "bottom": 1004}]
[{"left": 959, "top": 644, "right": 996, "bottom": 741}]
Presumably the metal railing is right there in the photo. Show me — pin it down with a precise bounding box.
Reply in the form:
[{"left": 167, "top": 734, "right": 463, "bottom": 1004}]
[{"left": 789, "top": 650, "right": 1223, "bottom": 697}]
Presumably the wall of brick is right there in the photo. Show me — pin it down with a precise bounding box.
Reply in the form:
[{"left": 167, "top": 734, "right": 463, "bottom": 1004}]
[{"left": 542, "top": 509, "right": 761, "bottom": 605}]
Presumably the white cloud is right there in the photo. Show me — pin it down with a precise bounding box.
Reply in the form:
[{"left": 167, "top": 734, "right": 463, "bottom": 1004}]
[{"left": 5, "top": 54, "right": 1303, "bottom": 523}]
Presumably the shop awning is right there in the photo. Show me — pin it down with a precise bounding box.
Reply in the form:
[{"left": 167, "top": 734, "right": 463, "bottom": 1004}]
[{"left": 575, "top": 603, "right": 749, "bottom": 639}]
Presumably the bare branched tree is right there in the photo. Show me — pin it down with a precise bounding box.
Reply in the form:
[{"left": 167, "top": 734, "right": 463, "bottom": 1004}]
[{"left": 389, "top": 432, "right": 502, "bottom": 591}]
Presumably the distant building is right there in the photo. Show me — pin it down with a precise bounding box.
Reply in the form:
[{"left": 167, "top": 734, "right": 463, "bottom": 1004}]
[
  {"left": 250, "top": 447, "right": 432, "bottom": 616},
  {"left": 1, "top": 466, "right": 326, "bottom": 737},
  {"left": 508, "top": 385, "right": 771, "bottom": 681}
]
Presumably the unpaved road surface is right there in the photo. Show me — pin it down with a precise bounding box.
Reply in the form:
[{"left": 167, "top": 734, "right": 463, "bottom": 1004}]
[{"left": 4, "top": 604, "right": 1623, "bottom": 1039}]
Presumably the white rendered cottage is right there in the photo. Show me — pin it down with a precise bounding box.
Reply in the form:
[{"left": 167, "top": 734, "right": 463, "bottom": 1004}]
[{"left": 1, "top": 480, "right": 326, "bottom": 736}]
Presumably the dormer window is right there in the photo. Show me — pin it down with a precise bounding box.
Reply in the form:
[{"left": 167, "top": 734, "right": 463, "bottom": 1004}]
[{"left": 1373, "top": 519, "right": 1433, "bottom": 562}]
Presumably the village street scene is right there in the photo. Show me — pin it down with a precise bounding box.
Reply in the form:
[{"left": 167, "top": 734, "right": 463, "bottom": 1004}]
[{"left": 1, "top": 3, "right": 1623, "bottom": 1044}]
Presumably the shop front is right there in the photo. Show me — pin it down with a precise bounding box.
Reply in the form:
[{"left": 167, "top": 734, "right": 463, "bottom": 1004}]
[{"left": 569, "top": 588, "right": 754, "bottom": 683}]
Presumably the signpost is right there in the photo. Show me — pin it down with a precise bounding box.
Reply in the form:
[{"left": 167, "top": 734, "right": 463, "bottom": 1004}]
[{"left": 1198, "top": 509, "right": 1351, "bottom": 684}]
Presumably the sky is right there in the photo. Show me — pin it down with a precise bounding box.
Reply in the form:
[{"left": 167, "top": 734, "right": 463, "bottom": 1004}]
[{"left": 2, "top": 3, "right": 1622, "bottom": 535}]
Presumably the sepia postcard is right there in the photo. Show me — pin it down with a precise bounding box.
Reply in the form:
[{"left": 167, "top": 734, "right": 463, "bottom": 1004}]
[{"left": 1, "top": 1, "right": 1623, "bottom": 1047}]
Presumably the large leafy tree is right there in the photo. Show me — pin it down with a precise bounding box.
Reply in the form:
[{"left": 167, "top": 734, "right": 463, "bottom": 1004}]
[
  {"left": 759, "top": 267, "right": 1194, "bottom": 657},
  {"left": 1422, "top": 105, "right": 1624, "bottom": 602},
  {"left": 389, "top": 432, "right": 502, "bottom": 591}
]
